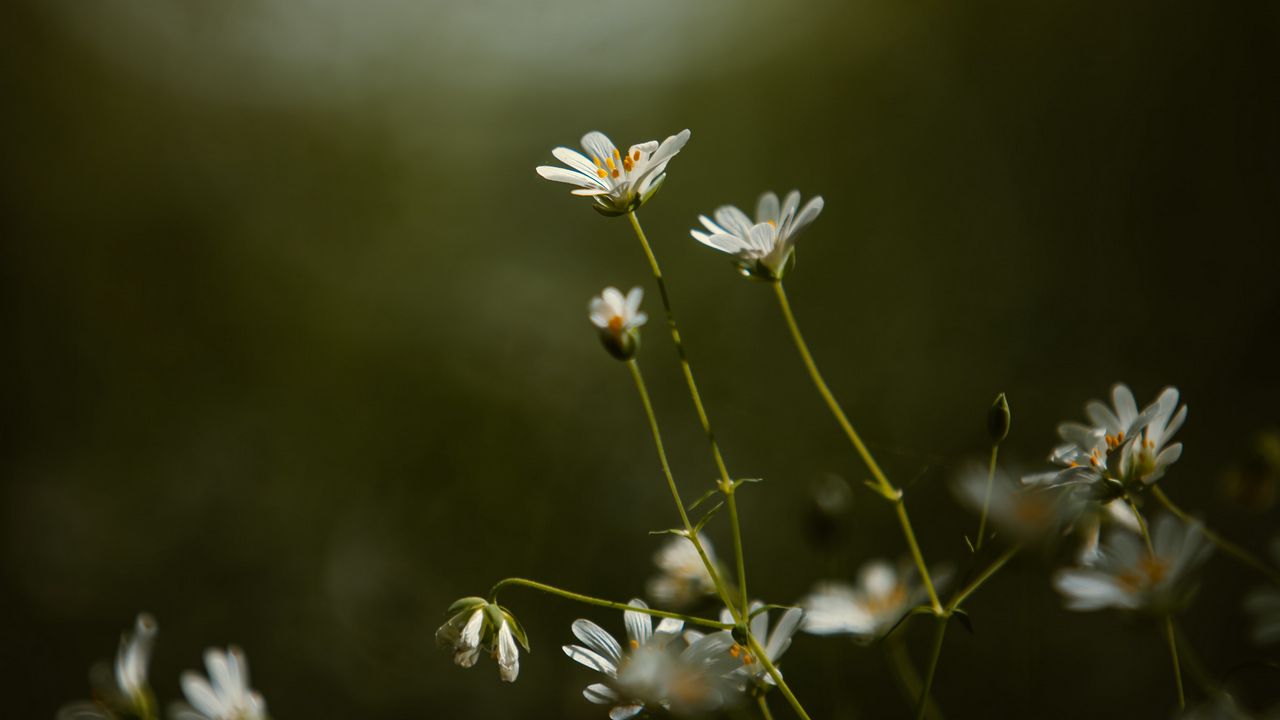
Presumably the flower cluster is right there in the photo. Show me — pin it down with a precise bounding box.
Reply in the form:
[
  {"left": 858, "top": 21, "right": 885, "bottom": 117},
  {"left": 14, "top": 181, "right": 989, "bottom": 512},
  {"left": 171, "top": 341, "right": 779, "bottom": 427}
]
[{"left": 436, "top": 597, "right": 528, "bottom": 682}]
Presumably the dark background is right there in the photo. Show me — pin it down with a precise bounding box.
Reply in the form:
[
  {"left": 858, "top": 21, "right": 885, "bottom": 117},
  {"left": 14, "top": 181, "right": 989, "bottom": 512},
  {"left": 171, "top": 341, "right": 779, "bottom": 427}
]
[{"left": 3, "top": 1, "right": 1279, "bottom": 718}]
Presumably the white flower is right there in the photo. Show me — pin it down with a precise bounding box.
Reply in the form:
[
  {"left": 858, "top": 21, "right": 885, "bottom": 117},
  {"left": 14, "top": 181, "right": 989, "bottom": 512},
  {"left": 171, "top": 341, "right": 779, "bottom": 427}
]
[
  {"left": 563, "top": 599, "right": 741, "bottom": 718},
  {"left": 1117, "top": 387, "right": 1186, "bottom": 485},
  {"left": 800, "top": 559, "right": 936, "bottom": 643},
  {"left": 1072, "top": 498, "right": 1143, "bottom": 566},
  {"left": 952, "top": 463, "right": 1068, "bottom": 544},
  {"left": 1245, "top": 538, "right": 1280, "bottom": 645},
  {"left": 1054, "top": 514, "right": 1211, "bottom": 612},
  {"left": 1023, "top": 383, "right": 1186, "bottom": 491},
  {"left": 536, "top": 129, "right": 691, "bottom": 216},
  {"left": 589, "top": 286, "right": 647, "bottom": 360},
  {"left": 647, "top": 534, "right": 718, "bottom": 609},
  {"left": 173, "top": 646, "right": 267, "bottom": 720},
  {"left": 57, "top": 613, "right": 158, "bottom": 720},
  {"left": 436, "top": 598, "right": 528, "bottom": 682},
  {"left": 690, "top": 190, "right": 824, "bottom": 280}
]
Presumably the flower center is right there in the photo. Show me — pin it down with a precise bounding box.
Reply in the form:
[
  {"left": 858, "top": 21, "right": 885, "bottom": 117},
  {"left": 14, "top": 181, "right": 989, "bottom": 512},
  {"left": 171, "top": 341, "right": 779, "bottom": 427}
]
[
  {"left": 1117, "top": 555, "right": 1170, "bottom": 592},
  {"left": 592, "top": 149, "right": 642, "bottom": 180},
  {"left": 608, "top": 315, "right": 625, "bottom": 333},
  {"left": 865, "top": 583, "right": 908, "bottom": 617},
  {"left": 729, "top": 643, "right": 756, "bottom": 666}
]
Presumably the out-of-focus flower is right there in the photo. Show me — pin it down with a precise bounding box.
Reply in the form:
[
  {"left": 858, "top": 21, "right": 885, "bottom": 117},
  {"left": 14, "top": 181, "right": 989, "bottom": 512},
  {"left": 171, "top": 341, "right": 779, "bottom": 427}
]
[
  {"left": 536, "top": 129, "right": 691, "bottom": 216},
  {"left": 1070, "top": 497, "right": 1142, "bottom": 566},
  {"left": 171, "top": 646, "right": 267, "bottom": 720},
  {"left": 563, "top": 599, "right": 741, "bottom": 718},
  {"left": 436, "top": 597, "right": 529, "bottom": 682},
  {"left": 952, "top": 463, "right": 1068, "bottom": 544},
  {"left": 1244, "top": 538, "right": 1280, "bottom": 645},
  {"left": 647, "top": 534, "right": 718, "bottom": 609},
  {"left": 1054, "top": 514, "right": 1211, "bottom": 612},
  {"left": 58, "top": 613, "right": 159, "bottom": 720},
  {"left": 690, "top": 191, "right": 824, "bottom": 280},
  {"left": 589, "top": 286, "right": 647, "bottom": 360},
  {"left": 800, "top": 559, "right": 939, "bottom": 643}
]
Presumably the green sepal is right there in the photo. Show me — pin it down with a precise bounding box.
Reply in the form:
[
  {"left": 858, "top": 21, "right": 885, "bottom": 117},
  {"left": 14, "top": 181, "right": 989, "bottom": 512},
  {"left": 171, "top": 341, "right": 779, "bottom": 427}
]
[
  {"left": 952, "top": 608, "right": 974, "bottom": 635},
  {"left": 731, "top": 477, "right": 764, "bottom": 491},
  {"left": 445, "top": 596, "right": 488, "bottom": 617},
  {"left": 649, "top": 527, "right": 687, "bottom": 536},
  {"left": 499, "top": 605, "right": 532, "bottom": 652}
]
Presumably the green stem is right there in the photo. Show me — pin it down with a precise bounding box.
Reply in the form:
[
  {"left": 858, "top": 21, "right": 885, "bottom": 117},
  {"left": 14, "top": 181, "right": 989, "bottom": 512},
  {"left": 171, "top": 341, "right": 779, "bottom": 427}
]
[
  {"left": 947, "top": 543, "right": 1020, "bottom": 612},
  {"left": 975, "top": 444, "right": 999, "bottom": 551},
  {"left": 916, "top": 617, "right": 949, "bottom": 720},
  {"left": 746, "top": 633, "right": 813, "bottom": 720},
  {"left": 1151, "top": 485, "right": 1280, "bottom": 587},
  {"left": 1163, "top": 614, "right": 1186, "bottom": 710},
  {"left": 627, "top": 210, "right": 750, "bottom": 617},
  {"left": 885, "top": 635, "right": 942, "bottom": 720},
  {"left": 756, "top": 693, "right": 776, "bottom": 720},
  {"left": 772, "top": 280, "right": 942, "bottom": 614},
  {"left": 1126, "top": 496, "right": 1157, "bottom": 557},
  {"left": 487, "top": 578, "right": 730, "bottom": 629},
  {"left": 626, "top": 359, "right": 740, "bottom": 622}
]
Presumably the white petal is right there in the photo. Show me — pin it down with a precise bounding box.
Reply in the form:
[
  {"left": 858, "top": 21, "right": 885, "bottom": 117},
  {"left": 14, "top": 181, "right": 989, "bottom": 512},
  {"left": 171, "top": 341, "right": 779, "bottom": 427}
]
[
  {"left": 584, "top": 683, "right": 619, "bottom": 704},
  {"left": 610, "top": 705, "right": 646, "bottom": 720},
  {"left": 581, "top": 132, "right": 620, "bottom": 166},
  {"left": 496, "top": 621, "right": 520, "bottom": 682},
  {"left": 552, "top": 146, "right": 601, "bottom": 177},
  {"left": 563, "top": 644, "right": 617, "bottom": 676},
  {"left": 180, "top": 673, "right": 224, "bottom": 718},
  {"left": 624, "top": 599, "right": 653, "bottom": 646},
  {"left": 571, "top": 620, "right": 622, "bottom": 666},
  {"left": 765, "top": 608, "right": 804, "bottom": 660},
  {"left": 536, "top": 165, "right": 601, "bottom": 189},
  {"left": 713, "top": 205, "right": 754, "bottom": 238},
  {"left": 756, "top": 192, "right": 780, "bottom": 225}
]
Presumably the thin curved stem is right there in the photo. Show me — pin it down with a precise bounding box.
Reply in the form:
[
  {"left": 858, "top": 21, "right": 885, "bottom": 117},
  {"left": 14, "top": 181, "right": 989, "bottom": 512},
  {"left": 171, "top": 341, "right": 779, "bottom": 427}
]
[
  {"left": 627, "top": 211, "right": 750, "bottom": 617},
  {"left": 756, "top": 693, "right": 776, "bottom": 720},
  {"left": 885, "top": 635, "right": 942, "bottom": 720},
  {"left": 1151, "top": 485, "right": 1280, "bottom": 587},
  {"left": 772, "top": 280, "right": 942, "bottom": 613},
  {"left": 487, "top": 578, "right": 730, "bottom": 629},
  {"left": 746, "top": 633, "right": 813, "bottom": 720},
  {"left": 1127, "top": 496, "right": 1157, "bottom": 557},
  {"left": 1164, "top": 614, "right": 1186, "bottom": 710},
  {"left": 975, "top": 444, "right": 999, "bottom": 551},
  {"left": 915, "top": 617, "right": 949, "bottom": 720},
  {"left": 626, "top": 359, "right": 739, "bottom": 622},
  {"left": 947, "top": 543, "right": 1021, "bottom": 613}
]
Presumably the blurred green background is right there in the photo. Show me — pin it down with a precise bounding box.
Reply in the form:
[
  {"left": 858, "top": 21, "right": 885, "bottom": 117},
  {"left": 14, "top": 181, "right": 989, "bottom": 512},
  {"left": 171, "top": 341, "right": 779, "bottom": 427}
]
[{"left": 4, "top": 1, "right": 1279, "bottom": 717}]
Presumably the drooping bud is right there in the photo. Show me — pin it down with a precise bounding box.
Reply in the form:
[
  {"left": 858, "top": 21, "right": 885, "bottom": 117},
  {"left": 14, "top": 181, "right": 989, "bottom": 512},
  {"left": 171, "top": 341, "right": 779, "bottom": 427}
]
[
  {"left": 588, "top": 286, "right": 647, "bottom": 361},
  {"left": 988, "top": 393, "right": 1011, "bottom": 444}
]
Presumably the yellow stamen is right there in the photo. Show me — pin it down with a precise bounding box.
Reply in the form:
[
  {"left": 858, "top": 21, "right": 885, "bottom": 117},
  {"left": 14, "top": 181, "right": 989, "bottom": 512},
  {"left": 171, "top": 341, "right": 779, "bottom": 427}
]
[
  {"left": 629, "top": 639, "right": 639, "bottom": 650},
  {"left": 632, "top": 149, "right": 641, "bottom": 161},
  {"left": 596, "top": 169, "right": 607, "bottom": 178},
  {"left": 606, "top": 156, "right": 616, "bottom": 171},
  {"left": 608, "top": 315, "right": 624, "bottom": 332},
  {"left": 592, "top": 156, "right": 602, "bottom": 168}
]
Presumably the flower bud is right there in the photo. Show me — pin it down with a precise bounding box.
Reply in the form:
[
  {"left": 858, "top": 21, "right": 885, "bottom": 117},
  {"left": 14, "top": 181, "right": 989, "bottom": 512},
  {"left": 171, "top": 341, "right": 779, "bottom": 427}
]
[{"left": 988, "top": 393, "right": 1011, "bottom": 444}]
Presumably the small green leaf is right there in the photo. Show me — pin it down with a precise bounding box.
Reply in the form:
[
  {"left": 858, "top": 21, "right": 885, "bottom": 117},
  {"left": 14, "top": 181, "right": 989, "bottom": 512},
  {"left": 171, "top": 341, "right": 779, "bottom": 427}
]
[
  {"left": 693, "top": 502, "right": 725, "bottom": 533},
  {"left": 731, "top": 477, "right": 765, "bottom": 491},
  {"left": 687, "top": 488, "right": 721, "bottom": 511},
  {"left": 445, "top": 596, "right": 487, "bottom": 617},
  {"left": 649, "top": 528, "right": 687, "bottom": 537}
]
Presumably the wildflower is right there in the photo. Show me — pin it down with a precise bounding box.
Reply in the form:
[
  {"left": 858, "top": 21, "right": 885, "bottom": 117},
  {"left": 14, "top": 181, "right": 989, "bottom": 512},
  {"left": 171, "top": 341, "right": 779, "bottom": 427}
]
[
  {"left": 1244, "top": 538, "right": 1280, "bottom": 645},
  {"left": 800, "top": 559, "right": 938, "bottom": 643},
  {"left": 563, "top": 599, "right": 741, "bottom": 718},
  {"left": 1021, "top": 421, "right": 1114, "bottom": 491},
  {"left": 952, "top": 463, "right": 1068, "bottom": 544},
  {"left": 589, "top": 286, "right": 647, "bottom": 360},
  {"left": 436, "top": 597, "right": 529, "bottom": 682},
  {"left": 1054, "top": 514, "right": 1211, "bottom": 612},
  {"left": 57, "top": 613, "right": 158, "bottom": 720},
  {"left": 171, "top": 646, "right": 267, "bottom": 720},
  {"left": 690, "top": 190, "right": 824, "bottom": 280},
  {"left": 1070, "top": 497, "right": 1142, "bottom": 566},
  {"left": 536, "top": 129, "right": 691, "bottom": 216},
  {"left": 646, "top": 534, "right": 718, "bottom": 609}
]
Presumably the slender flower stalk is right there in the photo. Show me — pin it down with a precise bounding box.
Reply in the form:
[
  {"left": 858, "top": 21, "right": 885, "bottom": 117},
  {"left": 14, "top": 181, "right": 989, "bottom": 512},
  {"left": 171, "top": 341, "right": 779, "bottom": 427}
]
[
  {"left": 772, "top": 280, "right": 942, "bottom": 613},
  {"left": 756, "top": 694, "right": 776, "bottom": 720},
  {"left": 625, "top": 358, "right": 737, "bottom": 615},
  {"left": 975, "top": 443, "right": 1000, "bottom": 552},
  {"left": 488, "top": 578, "right": 731, "bottom": 630},
  {"left": 625, "top": 210, "right": 750, "bottom": 619},
  {"left": 915, "top": 618, "right": 949, "bottom": 720},
  {"left": 1151, "top": 485, "right": 1280, "bottom": 587},
  {"left": 1163, "top": 614, "right": 1185, "bottom": 710}
]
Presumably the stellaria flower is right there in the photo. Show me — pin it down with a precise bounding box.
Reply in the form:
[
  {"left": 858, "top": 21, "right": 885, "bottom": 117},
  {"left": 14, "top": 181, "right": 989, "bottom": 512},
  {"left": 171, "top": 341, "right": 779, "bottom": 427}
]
[
  {"left": 1054, "top": 514, "right": 1211, "bottom": 612},
  {"left": 58, "top": 613, "right": 159, "bottom": 720},
  {"left": 690, "top": 190, "right": 824, "bottom": 280},
  {"left": 800, "top": 559, "right": 942, "bottom": 643},
  {"left": 953, "top": 463, "right": 1071, "bottom": 545},
  {"left": 563, "top": 599, "right": 741, "bottom": 718},
  {"left": 1023, "top": 384, "right": 1186, "bottom": 493},
  {"left": 436, "top": 597, "right": 528, "bottom": 682},
  {"left": 1244, "top": 537, "right": 1280, "bottom": 645},
  {"left": 589, "top": 286, "right": 647, "bottom": 361},
  {"left": 536, "top": 129, "right": 691, "bottom": 216},
  {"left": 646, "top": 533, "right": 719, "bottom": 609},
  {"left": 171, "top": 646, "right": 267, "bottom": 720}
]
